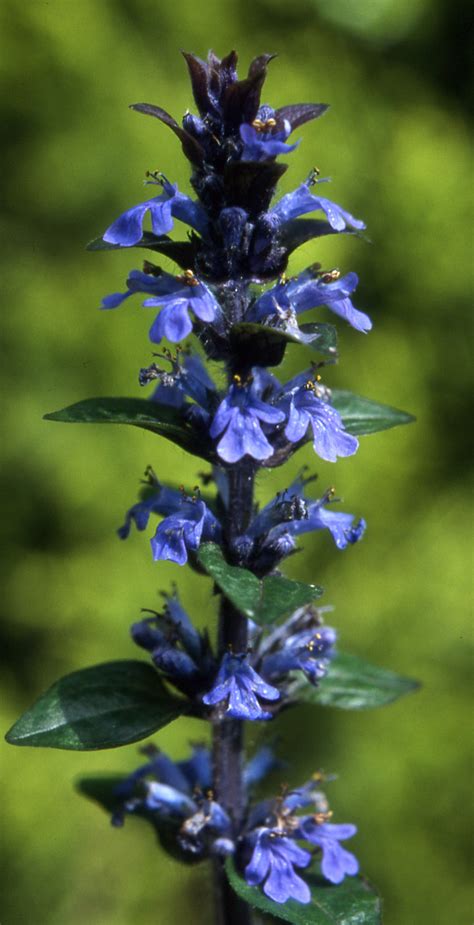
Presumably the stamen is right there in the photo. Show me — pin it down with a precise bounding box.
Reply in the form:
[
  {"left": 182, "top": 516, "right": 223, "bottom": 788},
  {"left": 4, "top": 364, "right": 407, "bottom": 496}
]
[
  {"left": 144, "top": 169, "right": 165, "bottom": 186},
  {"left": 313, "top": 810, "right": 333, "bottom": 825},
  {"left": 176, "top": 269, "right": 200, "bottom": 287},
  {"left": 307, "top": 166, "right": 321, "bottom": 186},
  {"left": 251, "top": 117, "right": 277, "bottom": 132},
  {"left": 321, "top": 268, "right": 341, "bottom": 284}
]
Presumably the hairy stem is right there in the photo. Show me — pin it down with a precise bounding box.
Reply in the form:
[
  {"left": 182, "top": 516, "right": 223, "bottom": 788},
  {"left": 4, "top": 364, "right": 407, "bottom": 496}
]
[{"left": 212, "top": 461, "right": 255, "bottom": 925}]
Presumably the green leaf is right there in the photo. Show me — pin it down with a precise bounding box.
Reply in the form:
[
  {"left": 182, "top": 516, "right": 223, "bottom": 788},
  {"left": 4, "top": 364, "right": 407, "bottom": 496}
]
[
  {"left": 225, "top": 859, "right": 382, "bottom": 925},
  {"left": 44, "top": 397, "right": 213, "bottom": 461},
  {"left": 294, "top": 651, "right": 420, "bottom": 710},
  {"left": 5, "top": 660, "right": 185, "bottom": 750},
  {"left": 331, "top": 390, "right": 415, "bottom": 436},
  {"left": 86, "top": 232, "right": 195, "bottom": 268},
  {"left": 198, "top": 543, "right": 322, "bottom": 625}
]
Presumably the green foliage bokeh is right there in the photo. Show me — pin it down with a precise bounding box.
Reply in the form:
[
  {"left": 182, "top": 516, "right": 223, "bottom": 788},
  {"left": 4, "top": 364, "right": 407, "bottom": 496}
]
[{"left": 1, "top": 1, "right": 471, "bottom": 923}]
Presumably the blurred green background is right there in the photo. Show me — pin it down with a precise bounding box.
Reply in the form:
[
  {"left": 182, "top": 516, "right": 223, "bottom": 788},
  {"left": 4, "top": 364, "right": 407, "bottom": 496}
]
[{"left": 1, "top": 0, "right": 472, "bottom": 922}]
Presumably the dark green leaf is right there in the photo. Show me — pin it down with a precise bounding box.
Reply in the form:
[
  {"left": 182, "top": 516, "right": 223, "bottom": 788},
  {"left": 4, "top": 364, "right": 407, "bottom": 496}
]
[
  {"left": 44, "top": 397, "right": 213, "bottom": 461},
  {"left": 294, "top": 651, "right": 420, "bottom": 710},
  {"left": 225, "top": 859, "right": 382, "bottom": 925},
  {"left": 5, "top": 660, "right": 185, "bottom": 750},
  {"left": 279, "top": 219, "right": 344, "bottom": 255},
  {"left": 331, "top": 390, "right": 415, "bottom": 436},
  {"left": 198, "top": 543, "right": 322, "bottom": 625},
  {"left": 231, "top": 322, "right": 337, "bottom": 368},
  {"left": 86, "top": 232, "right": 196, "bottom": 268}
]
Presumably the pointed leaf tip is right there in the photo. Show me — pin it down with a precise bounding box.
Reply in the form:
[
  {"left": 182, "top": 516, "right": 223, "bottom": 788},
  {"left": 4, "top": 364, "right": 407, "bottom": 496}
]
[
  {"left": 294, "top": 651, "right": 420, "bottom": 710},
  {"left": 331, "top": 390, "right": 415, "bottom": 436}
]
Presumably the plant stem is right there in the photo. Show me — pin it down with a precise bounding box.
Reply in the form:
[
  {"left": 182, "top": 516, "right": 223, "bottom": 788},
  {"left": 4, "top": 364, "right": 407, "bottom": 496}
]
[{"left": 212, "top": 461, "right": 255, "bottom": 925}]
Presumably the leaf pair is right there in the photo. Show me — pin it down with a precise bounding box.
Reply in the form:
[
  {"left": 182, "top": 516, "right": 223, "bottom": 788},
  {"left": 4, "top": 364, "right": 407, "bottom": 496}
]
[
  {"left": 44, "top": 391, "right": 414, "bottom": 464},
  {"left": 5, "top": 640, "right": 418, "bottom": 753}
]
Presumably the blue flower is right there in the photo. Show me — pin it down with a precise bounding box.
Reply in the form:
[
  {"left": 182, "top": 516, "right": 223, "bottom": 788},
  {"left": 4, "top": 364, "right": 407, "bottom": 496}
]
[
  {"left": 118, "top": 473, "right": 183, "bottom": 540},
  {"left": 103, "top": 179, "right": 209, "bottom": 247},
  {"left": 131, "top": 613, "right": 202, "bottom": 686},
  {"left": 113, "top": 745, "right": 232, "bottom": 856},
  {"left": 202, "top": 652, "right": 280, "bottom": 720},
  {"left": 250, "top": 269, "right": 372, "bottom": 334},
  {"left": 266, "top": 486, "right": 365, "bottom": 551},
  {"left": 288, "top": 270, "right": 372, "bottom": 333},
  {"left": 130, "top": 591, "right": 215, "bottom": 692},
  {"left": 301, "top": 496, "right": 366, "bottom": 549},
  {"left": 102, "top": 266, "right": 222, "bottom": 344},
  {"left": 150, "top": 497, "right": 221, "bottom": 565},
  {"left": 244, "top": 829, "right": 311, "bottom": 904},
  {"left": 210, "top": 375, "right": 285, "bottom": 464},
  {"left": 298, "top": 820, "right": 359, "bottom": 884},
  {"left": 280, "top": 376, "right": 359, "bottom": 462},
  {"left": 239, "top": 107, "right": 299, "bottom": 162},
  {"left": 162, "top": 589, "right": 205, "bottom": 662},
  {"left": 101, "top": 267, "right": 175, "bottom": 310},
  {"left": 234, "top": 476, "right": 365, "bottom": 570},
  {"left": 271, "top": 178, "right": 366, "bottom": 232},
  {"left": 143, "top": 270, "right": 222, "bottom": 343},
  {"left": 261, "top": 625, "right": 337, "bottom": 685}
]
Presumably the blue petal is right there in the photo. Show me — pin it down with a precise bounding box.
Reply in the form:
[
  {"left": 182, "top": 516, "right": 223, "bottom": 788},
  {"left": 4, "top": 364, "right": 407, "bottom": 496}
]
[
  {"left": 209, "top": 396, "right": 235, "bottom": 438},
  {"left": 150, "top": 524, "right": 188, "bottom": 564},
  {"left": 320, "top": 840, "right": 359, "bottom": 884},
  {"left": 216, "top": 412, "right": 274, "bottom": 463},
  {"left": 164, "top": 592, "right": 202, "bottom": 661},
  {"left": 178, "top": 745, "right": 212, "bottom": 791},
  {"left": 240, "top": 124, "right": 299, "bottom": 162},
  {"left": 189, "top": 286, "right": 220, "bottom": 322},
  {"left": 245, "top": 835, "right": 271, "bottom": 886},
  {"left": 152, "top": 645, "right": 198, "bottom": 680},
  {"left": 325, "top": 296, "right": 372, "bottom": 333},
  {"left": 145, "top": 781, "right": 195, "bottom": 816},
  {"left": 271, "top": 183, "right": 365, "bottom": 231},
  {"left": 308, "top": 507, "right": 366, "bottom": 549},
  {"left": 103, "top": 196, "right": 173, "bottom": 247},
  {"left": 170, "top": 192, "right": 210, "bottom": 237},
  {"left": 146, "top": 300, "right": 193, "bottom": 343},
  {"left": 284, "top": 402, "right": 310, "bottom": 444},
  {"left": 148, "top": 751, "right": 191, "bottom": 792},
  {"left": 308, "top": 406, "right": 359, "bottom": 462},
  {"left": 101, "top": 290, "right": 133, "bottom": 309}
]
